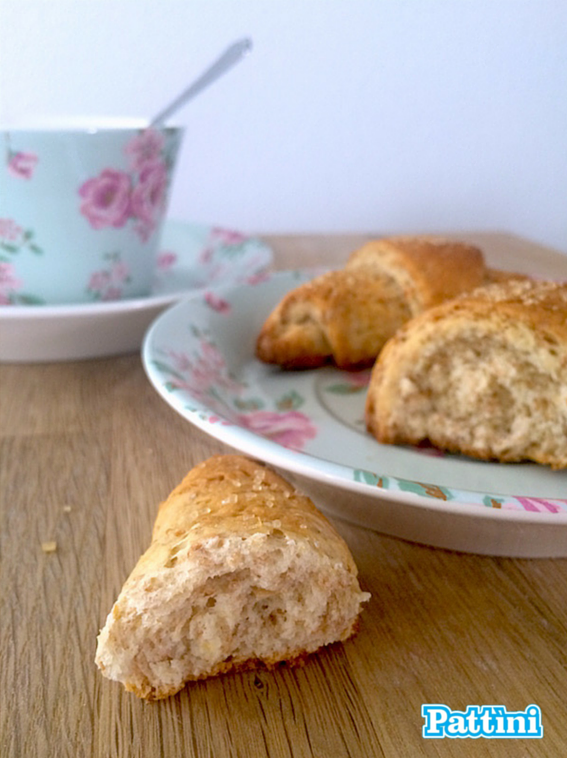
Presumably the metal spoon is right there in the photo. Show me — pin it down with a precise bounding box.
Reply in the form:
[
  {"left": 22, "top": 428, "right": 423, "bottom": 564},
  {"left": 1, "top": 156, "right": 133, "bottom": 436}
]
[{"left": 150, "top": 37, "right": 253, "bottom": 127}]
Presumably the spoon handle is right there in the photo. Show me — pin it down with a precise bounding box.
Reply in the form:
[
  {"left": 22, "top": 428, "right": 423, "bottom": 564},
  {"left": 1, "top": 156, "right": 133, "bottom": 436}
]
[{"left": 150, "top": 37, "right": 253, "bottom": 127}]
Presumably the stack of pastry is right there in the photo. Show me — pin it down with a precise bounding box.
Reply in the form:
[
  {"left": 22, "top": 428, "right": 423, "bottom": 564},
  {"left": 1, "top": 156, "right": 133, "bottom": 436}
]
[
  {"left": 255, "top": 234, "right": 567, "bottom": 469},
  {"left": 256, "top": 235, "right": 520, "bottom": 370}
]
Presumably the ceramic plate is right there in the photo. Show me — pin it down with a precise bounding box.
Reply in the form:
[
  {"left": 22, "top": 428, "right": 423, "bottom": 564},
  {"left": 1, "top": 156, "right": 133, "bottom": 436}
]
[
  {"left": 142, "top": 270, "right": 567, "bottom": 557},
  {"left": 0, "top": 220, "right": 272, "bottom": 362}
]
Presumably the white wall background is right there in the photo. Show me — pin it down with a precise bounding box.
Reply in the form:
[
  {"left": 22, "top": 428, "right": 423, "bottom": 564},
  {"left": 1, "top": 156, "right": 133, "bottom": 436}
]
[{"left": 1, "top": 0, "right": 566, "bottom": 255}]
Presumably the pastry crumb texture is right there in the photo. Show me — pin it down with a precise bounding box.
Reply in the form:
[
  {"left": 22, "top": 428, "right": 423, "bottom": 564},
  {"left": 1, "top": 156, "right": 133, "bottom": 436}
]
[
  {"left": 95, "top": 455, "right": 369, "bottom": 699},
  {"left": 366, "top": 279, "right": 567, "bottom": 468}
]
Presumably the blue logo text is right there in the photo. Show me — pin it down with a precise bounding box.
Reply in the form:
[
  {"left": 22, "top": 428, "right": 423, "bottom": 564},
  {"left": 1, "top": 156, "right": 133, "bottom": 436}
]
[{"left": 422, "top": 704, "right": 543, "bottom": 739}]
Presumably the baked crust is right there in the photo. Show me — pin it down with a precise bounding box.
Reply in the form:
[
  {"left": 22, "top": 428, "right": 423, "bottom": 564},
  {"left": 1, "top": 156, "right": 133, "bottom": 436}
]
[
  {"left": 345, "top": 236, "right": 486, "bottom": 311},
  {"left": 256, "top": 235, "right": 505, "bottom": 370},
  {"left": 366, "top": 278, "right": 567, "bottom": 468},
  {"left": 255, "top": 269, "right": 412, "bottom": 369},
  {"left": 95, "top": 455, "right": 369, "bottom": 699}
]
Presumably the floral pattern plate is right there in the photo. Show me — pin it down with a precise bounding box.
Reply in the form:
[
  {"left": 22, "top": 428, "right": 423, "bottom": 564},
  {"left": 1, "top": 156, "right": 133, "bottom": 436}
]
[
  {"left": 0, "top": 220, "right": 272, "bottom": 362},
  {"left": 142, "top": 270, "right": 567, "bottom": 557}
]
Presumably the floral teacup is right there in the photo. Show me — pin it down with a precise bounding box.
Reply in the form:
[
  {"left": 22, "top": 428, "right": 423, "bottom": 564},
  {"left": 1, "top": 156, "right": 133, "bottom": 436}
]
[{"left": 0, "top": 118, "right": 183, "bottom": 305}]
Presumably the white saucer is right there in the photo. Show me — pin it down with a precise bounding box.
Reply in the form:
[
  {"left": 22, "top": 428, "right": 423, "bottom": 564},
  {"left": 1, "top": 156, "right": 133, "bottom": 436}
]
[{"left": 0, "top": 220, "right": 273, "bottom": 362}]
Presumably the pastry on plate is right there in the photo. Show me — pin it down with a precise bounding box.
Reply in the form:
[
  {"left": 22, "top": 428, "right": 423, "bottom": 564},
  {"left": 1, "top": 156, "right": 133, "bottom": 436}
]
[
  {"left": 256, "top": 235, "right": 514, "bottom": 370},
  {"left": 256, "top": 267, "right": 414, "bottom": 370},
  {"left": 95, "top": 455, "right": 370, "bottom": 699},
  {"left": 365, "top": 278, "right": 567, "bottom": 469}
]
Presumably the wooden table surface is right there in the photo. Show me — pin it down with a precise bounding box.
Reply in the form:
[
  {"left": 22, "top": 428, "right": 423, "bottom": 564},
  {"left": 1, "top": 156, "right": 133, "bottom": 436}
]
[{"left": 2, "top": 231, "right": 567, "bottom": 757}]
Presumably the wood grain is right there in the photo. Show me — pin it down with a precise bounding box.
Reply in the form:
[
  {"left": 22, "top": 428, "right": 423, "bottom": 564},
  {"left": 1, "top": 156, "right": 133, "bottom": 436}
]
[{"left": 1, "top": 233, "right": 567, "bottom": 757}]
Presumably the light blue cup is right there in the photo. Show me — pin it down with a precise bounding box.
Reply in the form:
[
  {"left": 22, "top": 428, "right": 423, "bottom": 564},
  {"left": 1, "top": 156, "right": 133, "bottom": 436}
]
[{"left": 0, "top": 119, "right": 184, "bottom": 305}]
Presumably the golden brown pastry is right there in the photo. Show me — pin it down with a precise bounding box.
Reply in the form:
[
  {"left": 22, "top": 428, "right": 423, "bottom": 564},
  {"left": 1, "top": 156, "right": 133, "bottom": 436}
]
[
  {"left": 345, "top": 236, "right": 487, "bottom": 312},
  {"left": 95, "top": 455, "right": 369, "bottom": 699},
  {"left": 256, "top": 235, "right": 496, "bottom": 370},
  {"left": 365, "top": 278, "right": 567, "bottom": 468},
  {"left": 255, "top": 268, "right": 414, "bottom": 369}
]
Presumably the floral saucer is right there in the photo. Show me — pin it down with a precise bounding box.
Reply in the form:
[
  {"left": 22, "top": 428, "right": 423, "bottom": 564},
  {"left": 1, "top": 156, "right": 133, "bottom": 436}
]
[
  {"left": 0, "top": 220, "right": 272, "bottom": 362},
  {"left": 142, "top": 270, "right": 567, "bottom": 557}
]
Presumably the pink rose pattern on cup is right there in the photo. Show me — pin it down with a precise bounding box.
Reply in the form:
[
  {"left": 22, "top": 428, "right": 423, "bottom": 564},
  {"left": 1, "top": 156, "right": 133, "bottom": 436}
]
[
  {"left": 124, "top": 129, "right": 165, "bottom": 171},
  {"left": 0, "top": 217, "right": 44, "bottom": 303},
  {"left": 86, "top": 252, "right": 131, "bottom": 301},
  {"left": 2, "top": 143, "right": 44, "bottom": 301},
  {"left": 0, "top": 217, "right": 43, "bottom": 256},
  {"left": 1, "top": 129, "right": 179, "bottom": 304},
  {"left": 0, "top": 262, "right": 24, "bottom": 304},
  {"left": 130, "top": 162, "right": 169, "bottom": 242},
  {"left": 155, "top": 250, "right": 177, "bottom": 270},
  {"left": 7, "top": 151, "right": 38, "bottom": 180},
  {"left": 79, "top": 129, "right": 173, "bottom": 242},
  {"left": 79, "top": 169, "right": 132, "bottom": 230}
]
